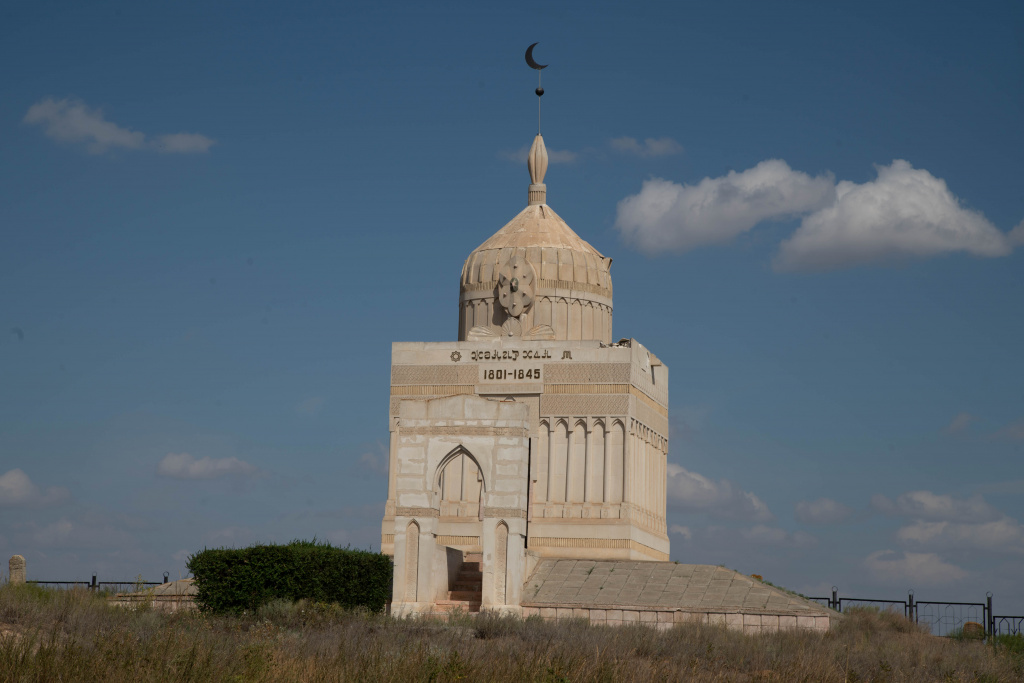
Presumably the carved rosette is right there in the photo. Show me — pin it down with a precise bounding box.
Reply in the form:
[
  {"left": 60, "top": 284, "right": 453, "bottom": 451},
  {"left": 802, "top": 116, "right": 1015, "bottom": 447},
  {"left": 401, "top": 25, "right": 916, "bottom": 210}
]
[{"left": 497, "top": 255, "right": 536, "bottom": 319}]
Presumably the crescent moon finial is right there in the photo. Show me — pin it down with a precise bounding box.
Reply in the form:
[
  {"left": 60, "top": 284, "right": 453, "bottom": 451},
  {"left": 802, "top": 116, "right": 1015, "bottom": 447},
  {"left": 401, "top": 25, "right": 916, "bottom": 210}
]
[{"left": 525, "top": 43, "right": 548, "bottom": 70}]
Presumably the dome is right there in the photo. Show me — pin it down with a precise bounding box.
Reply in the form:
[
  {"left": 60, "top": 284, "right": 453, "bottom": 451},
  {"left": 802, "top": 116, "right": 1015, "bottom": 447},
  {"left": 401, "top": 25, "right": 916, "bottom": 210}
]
[{"left": 459, "top": 134, "right": 613, "bottom": 343}]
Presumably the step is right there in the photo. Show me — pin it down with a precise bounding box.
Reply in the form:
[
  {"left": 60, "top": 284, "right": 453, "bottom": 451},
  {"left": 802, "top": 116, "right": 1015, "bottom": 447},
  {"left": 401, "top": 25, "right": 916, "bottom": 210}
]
[
  {"left": 433, "top": 600, "right": 481, "bottom": 613},
  {"left": 452, "top": 581, "right": 481, "bottom": 591},
  {"left": 464, "top": 553, "right": 482, "bottom": 563},
  {"left": 456, "top": 570, "right": 482, "bottom": 580},
  {"left": 447, "top": 590, "right": 482, "bottom": 601}
]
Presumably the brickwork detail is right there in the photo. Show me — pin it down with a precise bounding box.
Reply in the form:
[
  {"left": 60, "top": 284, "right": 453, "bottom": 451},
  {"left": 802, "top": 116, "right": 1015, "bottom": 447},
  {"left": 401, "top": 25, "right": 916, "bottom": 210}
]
[
  {"left": 400, "top": 426, "right": 530, "bottom": 437},
  {"left": 540, "top": 394, "right": 629, "bottom": 417},
  {"left": 543, "top": 363, "right": 631, "bottom": 384},
  {"left": 392, "top": 365, "right": 478, "bottom": 385},
  {"left": 435, "top": 535, "right": 480, "bottom": 546}
]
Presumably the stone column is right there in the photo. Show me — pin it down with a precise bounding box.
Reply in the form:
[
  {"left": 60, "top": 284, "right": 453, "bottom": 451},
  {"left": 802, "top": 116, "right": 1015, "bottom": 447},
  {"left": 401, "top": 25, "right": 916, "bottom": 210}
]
[
  {"left": 583, "top": 419, "right": 592, "bottom": 503},
  {"left": 602, "top": 419, "right": 611, "bottom": 504},
  {"left": 9, "top": 555, "right": 25, "bottom": 585}
]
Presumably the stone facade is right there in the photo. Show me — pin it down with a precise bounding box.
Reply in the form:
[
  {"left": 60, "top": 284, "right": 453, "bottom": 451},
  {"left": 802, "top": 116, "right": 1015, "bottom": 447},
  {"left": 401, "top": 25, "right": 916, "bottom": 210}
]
[{"left": 380, "top": 132, "right": 670, "bottom": 615}]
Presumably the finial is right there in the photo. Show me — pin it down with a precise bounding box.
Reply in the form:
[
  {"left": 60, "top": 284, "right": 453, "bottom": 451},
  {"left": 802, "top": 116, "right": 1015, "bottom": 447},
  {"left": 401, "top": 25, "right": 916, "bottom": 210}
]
[
  {"left": 527, "top": 134, "right": 547, "bottom": 205},
  {"left": 525, "top": 44, "right": 549, "bottom": 205}
]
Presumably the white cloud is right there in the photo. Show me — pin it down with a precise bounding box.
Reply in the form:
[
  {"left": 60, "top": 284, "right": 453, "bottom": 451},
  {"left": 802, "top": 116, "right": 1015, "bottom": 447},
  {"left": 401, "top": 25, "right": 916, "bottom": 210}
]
[
  {"left": 896, "top": 517, "right": 1024, "bottom": 554},
  {"left": 615, "top": 160, "right": 836, "bottom": 254},
  {"left": 501, "top": 146, "right": 577, "bottom": 164},
  {"left": 871, "top": 491, "right": 1000, "bottom": 523},
  {"left": 666, "top": 464, "right": 774, "bottom": 522},
  {"left": 995, "top": 416, "right": 1024, "bottom": 441},
  {"left": 156, "top": 452, "right": 257, "bottom": 480},
  {"left": 863, "top": 550, "right": 967, "bottom": 585},
  {"left": 295, "top": 396, "right": 325, "bottom": 416},
  {"left": 0, "top": 469, "right": 70, "bottom": 507},
  {"left": 794, "top": 498, "right": 854, "bottom": 526},
  {"left": 24, "top": 97, "right": 214, "bottom": 155},
  {"left": 740, "top": 524, "right": 817, "bottom": 548},
  {"left": 610, "top": 136, "right": 683, "bottom": 157},
  {"left": 775, "top": 160, "right": 1014, "bottom": 271},
  {"left": 152, "top": 132, "right": 216, "bottom": 154},
  {"left": 944, "top": 412, "right": 976, "bottom": 434},
  {"left": 669, "top": 524, "right": 692, "bottom": 540}
]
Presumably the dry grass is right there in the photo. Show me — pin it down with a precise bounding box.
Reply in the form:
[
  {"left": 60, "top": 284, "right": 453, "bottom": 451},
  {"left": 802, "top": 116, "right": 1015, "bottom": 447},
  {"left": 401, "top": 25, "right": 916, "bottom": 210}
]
[{"left": 1, "top": 584, "right": 1022, "bottom": 682}]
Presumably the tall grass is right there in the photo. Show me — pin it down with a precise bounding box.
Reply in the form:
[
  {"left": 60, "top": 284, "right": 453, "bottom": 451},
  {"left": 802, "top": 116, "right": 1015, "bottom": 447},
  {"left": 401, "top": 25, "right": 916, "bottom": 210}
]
[{"left": 1, "top": 585, "right": 1021, "bottom": 682}]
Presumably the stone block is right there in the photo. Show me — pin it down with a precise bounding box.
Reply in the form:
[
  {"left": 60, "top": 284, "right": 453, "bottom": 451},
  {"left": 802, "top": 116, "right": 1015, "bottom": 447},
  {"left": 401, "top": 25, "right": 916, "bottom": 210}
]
[
  {"left": 743, "top": 624, "right": 761, "bottom": 635},
  {"left": 556, "top": 608, "right": 574, "bottom": 620},
  {"left": 708, "top": 613, "right": 726, "bottom": 626},
  {"left": 522, "top": 607, "right": 539, "bottom": 618},
  {"left": 815, "top": 616, "right": 830, "bottom": 631},
  {"left": 761, "top": 615, "right": 779, "bottom": 632},
  {"left": 622, "top": 610, "right": 639, "bottom": 623},
  {"left": 657, "top": 611, "right": 674, "bottom": 624},
  {"left": 797, "top": 616, "right": 816, "bottom": 630},
  {"left": 8, "top": 555, "right": 25, "bottom": 585},
  {"left": 779, "top": 615, "right": 797, "bottom": 630},
  {"left": 589, "top": 609, "right": 606, "bottom": 623},
  {"left": 639, "top": 611, "right": 657, "bottom": 623},
  {"left": 656, "top": 622, "right": 672, "bottom": 631},
  {"left": 606, "top": 609, "right": 623, "bottom": 622},
  {"left": 743, "top": 614, "right": 761, "bottom": 627},
  {"left": 726, "top": 614, "right": 744, "bottom": 631},
  {"left": 540, "top": 608, "right": 557, "bottom": 620},
  {"left": 573, "top": 608, "right": 589, "bottom": 620}
]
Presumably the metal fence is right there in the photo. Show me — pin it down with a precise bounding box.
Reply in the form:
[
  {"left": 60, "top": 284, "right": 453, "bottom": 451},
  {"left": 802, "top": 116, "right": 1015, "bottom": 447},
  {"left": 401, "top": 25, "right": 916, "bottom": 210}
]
[
  {"left": 807, "top": 587, "right": 1024, "bottom": 637},
  {"left": 27, "top": 572, "right": 170, "bottom": 594}
]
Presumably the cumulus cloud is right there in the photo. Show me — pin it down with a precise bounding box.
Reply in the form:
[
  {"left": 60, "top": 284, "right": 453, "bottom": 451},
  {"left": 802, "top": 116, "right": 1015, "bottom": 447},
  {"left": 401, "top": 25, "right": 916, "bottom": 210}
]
[
  {"left": 669, "top": 524, "right": 692, "bottom": 540},
  {"left": 610, "top": 136, "right": 683, "bottom": 157},
  {"left": 501, "top": 146, "right": 577, "bottom": 164},
  {"left": 775, "top": 160, "right": 1013, "bottom": 271},
  {"left": 871, "top": 491, "right": 1000, "bottom": 523},
  {"left": 896, "top": 518, "right": 1024, "bottom": 554},
  {"left": 794, "top": 498, "right": 854, "bottom": 526},
  {"left": 24, "top": 98, "right": 214, "bottom": 154},
  {"left": 157, "top": 452, "right": 257, "bottom": 480},
  {"left": 615, "top": 160, "right": 836, "bottom": 253},
  {"left": 863, "top": 550, "right": 967, "bottom": 585},
  {"left": 944, "top": 412, "right": 977, "bottom": 435},
  {"left": 0, "top": 469, "right": 70, "bottom": 507},
  {"left": 740, "top": 524, "right": 817, "bottom": 548},
  {"left": 994, "top": 416, "right": 1024, "bottom": 441},
  {"left": 666, "top": 464, "right": 774, "bottom": 522}
]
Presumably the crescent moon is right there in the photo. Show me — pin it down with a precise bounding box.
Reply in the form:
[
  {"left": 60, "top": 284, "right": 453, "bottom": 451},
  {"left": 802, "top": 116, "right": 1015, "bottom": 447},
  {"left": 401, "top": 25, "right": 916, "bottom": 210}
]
[{"left": 525, "top": 43, "right": 548, "bottom": 70}]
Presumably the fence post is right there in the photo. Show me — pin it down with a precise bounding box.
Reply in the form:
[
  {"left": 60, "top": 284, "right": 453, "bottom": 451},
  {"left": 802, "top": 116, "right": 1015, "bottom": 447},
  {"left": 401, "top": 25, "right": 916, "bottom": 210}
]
[
  {"left": 832, "top": 586, "right": 838, "bottom": 612},
  {"left": 163, "top": 572, "right": 169, "bottom": 584},
  {"left": 987, "top": 592, "right": 993, "bottom": 636},
  {"left": 90, "top": 574, "right": 97, "bottom": 591},
  {"left": 908, "top": 590, "right": 915, "bottom": 622}
]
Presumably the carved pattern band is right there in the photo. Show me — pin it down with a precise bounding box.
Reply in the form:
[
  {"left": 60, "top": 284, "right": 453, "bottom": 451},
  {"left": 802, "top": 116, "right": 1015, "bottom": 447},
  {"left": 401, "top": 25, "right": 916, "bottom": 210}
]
[
  {"left": 529, "top": 537, "right": 668, "bottom": 560},
  {"left": 435, "top": 535, "right": 480, "bottom": 546},
  {"left": 462, "top": 279, "right": 613, "bottom": 298},
  {"left": 543, "top": 363, "right": 632, "bottom": 384},
  {"left": 392, "top": 365, "right": 478, "bottom": 386},
  {"left": 395, "top": 507, "right": 440, "bottom": 518},
  {"left": 391, "top": 385, "right": 475, "bottom": 397},
  {"left": 381, "top": 534, "right": 395, "bottom": 545},
  {"left": 400, "top": 426, "right": 529, "bottom": 437},
  {"left": 630, "top": 385, "right": 668, "bottom": 417},
  {"left": 483, "top": 507, "right": 527, "bottom": 519},
  {"left": 544, "top": 383, "right": 629, "bottom": 395},
  {"left": 540, "top": 394, "right": 629, "bottom": 417}
]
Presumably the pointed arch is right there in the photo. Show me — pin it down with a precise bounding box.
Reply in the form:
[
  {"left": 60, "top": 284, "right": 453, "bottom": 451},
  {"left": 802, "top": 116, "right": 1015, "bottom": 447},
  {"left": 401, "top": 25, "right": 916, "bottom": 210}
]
[{"left": 435, "top": 445, "right": 487, "bottom": 494}]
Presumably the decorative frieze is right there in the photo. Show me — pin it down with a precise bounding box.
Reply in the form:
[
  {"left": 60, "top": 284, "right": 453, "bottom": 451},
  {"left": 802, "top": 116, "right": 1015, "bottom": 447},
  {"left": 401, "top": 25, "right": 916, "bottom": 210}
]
[
  {"left": 400, "top": 425, "right": 530, "bottom": 437},
  {"left": 395, "top": 506, "right": 440, "bottom": 518}
]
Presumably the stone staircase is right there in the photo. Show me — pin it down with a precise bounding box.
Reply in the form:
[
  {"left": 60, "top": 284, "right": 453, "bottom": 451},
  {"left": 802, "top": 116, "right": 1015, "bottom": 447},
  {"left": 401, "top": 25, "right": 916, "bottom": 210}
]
[{"left": 432, "top": 552, "right": 482, "bottom": 613}]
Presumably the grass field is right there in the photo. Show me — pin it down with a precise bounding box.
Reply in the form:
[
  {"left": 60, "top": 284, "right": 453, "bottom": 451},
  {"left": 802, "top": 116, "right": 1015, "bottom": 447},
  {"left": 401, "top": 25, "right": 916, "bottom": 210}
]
[{"left": 2, "top": 583, "right": 1022, "bottom": 682}]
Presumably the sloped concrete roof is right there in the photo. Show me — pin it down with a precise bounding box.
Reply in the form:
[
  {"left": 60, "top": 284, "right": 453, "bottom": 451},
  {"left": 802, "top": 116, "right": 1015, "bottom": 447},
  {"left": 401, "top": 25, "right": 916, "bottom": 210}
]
[{"left": 522, "top": 560, "right": 830, "bottom": 616}]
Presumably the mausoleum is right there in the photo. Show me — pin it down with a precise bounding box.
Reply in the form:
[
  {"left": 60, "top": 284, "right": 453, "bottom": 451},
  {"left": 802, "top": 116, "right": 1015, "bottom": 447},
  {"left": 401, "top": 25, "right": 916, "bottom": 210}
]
[{"left": 379, "top": 120, "right": 834, "bottom": 631}]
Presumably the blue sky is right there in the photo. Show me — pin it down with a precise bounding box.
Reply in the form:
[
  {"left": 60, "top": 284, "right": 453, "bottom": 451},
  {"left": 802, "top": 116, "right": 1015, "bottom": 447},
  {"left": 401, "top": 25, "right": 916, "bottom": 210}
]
[{"left": 2, "top": 0, "right": 1023, "bottom": 610}]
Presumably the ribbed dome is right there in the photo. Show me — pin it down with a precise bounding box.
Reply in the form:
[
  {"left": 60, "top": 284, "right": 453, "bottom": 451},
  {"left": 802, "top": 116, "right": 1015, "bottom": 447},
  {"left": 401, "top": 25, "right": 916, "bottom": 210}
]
[{"left": 458, "top": 136, "right": 613, "bottom": 343}]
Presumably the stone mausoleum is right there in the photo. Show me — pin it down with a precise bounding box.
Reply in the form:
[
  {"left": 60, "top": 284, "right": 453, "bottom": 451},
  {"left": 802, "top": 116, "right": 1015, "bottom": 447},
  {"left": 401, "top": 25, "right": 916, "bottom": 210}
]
[{"left": 380, "top": 132, "right": 834, "bottom": 631}]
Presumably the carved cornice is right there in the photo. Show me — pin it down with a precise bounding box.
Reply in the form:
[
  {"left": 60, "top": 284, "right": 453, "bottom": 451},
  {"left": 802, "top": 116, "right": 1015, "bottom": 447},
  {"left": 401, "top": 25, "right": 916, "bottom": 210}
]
[
  {"left": 400, "top": 426, "right": 529, "bottom": 437},
  {"left": 483, "top": 507, "right": 527, "bottom": 519},
  {"left": 395, "top": 507, "right": 439, "bottom": 518},
  {"left": 462, "top": 278, "right": 612, "bottom": 299}
]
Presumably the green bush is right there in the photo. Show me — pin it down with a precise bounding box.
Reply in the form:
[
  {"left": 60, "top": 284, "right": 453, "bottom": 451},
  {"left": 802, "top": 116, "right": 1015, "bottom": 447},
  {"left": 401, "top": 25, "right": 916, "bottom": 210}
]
[{"left": 187, "top": 539, "right": 392, "bottom": 614}]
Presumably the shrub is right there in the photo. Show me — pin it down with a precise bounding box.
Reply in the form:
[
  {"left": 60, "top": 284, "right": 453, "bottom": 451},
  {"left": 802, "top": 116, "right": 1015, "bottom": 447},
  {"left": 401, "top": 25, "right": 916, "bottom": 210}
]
[{"left": 187, "top": 539, "right": 392, "bottom": 614}]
